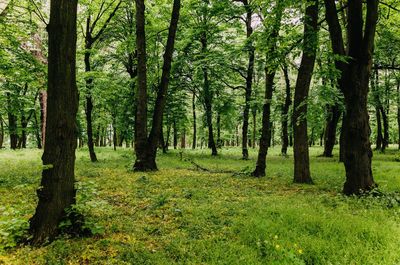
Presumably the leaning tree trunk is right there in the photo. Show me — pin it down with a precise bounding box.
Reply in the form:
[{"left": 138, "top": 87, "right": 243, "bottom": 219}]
[
  {"left": 281, "top": 63, "right": 291, "bottom": 156},
  {"left": 341, "top": 0, "right": 377, "bottom": 195},
  {"left": 241, "top": 3, "right": 254, "bottom": 160},
  {"left": 134, "top": 0, "right": 181, "bottom": 170},
  {"left": 293, "top": 0, "right": 318, "bottom": 184},
  {"left": 29, "top": 0, "right": 79, "bottom": 245},
  {"left": 252, "top": 2, "right": 283, "bottom": 177}
]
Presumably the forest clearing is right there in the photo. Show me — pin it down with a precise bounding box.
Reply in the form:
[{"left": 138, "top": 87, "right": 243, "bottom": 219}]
[{"left": 1, "top": 147, "right": 400, "bottom": 264}]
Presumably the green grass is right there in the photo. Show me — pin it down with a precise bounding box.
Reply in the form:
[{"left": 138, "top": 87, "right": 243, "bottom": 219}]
[{"left": 1, "top": 146, "right": 400, "bottom": 264}]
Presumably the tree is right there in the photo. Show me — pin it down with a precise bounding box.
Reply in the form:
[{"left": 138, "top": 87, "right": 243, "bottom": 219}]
[
  {"left": 29, "top": 0, "right": 79, "bottom": 244},
  {"left": 134, "top": 0, "right": 181, "bottom": 171},
  {"left": 81, "top": 0, "right": 122, "bottom": 162},
  {"left": 325, "top": 0, "right": 378, "bottom": 194},
  {"left": 252, "top": 0, "right": 284, "bottom": 177}
]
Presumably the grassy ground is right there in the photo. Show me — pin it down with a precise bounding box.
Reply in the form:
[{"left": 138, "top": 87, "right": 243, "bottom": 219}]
[{"left": 0, "top": 146, "right": 400, "bottom": 264}]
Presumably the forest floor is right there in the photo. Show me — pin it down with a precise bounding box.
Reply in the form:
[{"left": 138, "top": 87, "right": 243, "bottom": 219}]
[{"left": 0, "top": 147, "right": 400, "bottom": 264}]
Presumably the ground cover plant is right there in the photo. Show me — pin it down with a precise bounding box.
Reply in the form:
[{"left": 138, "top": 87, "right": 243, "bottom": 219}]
[{"left": 1, "top": 147, "right": 400, "bottom": 264}]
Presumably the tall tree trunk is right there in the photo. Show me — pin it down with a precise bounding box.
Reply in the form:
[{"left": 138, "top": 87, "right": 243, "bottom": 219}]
[
  {"left": 217, "top": 112, "right": 221, "bottom": 147},
  {"left": 33, "top": 111, "right": 42, "bottom": 149},
  {"left": 6, "top": 92, "right": 18, "bottom": 149},
  {"left": 341, "top": 0, "right": 377, "bottom": 195},
  {"left": 201, "top": 34, "right": 217, "bottom": 156},
  {"left": 112, "top": 115, "right": 117, "bottom": 151},
  {"left": 252, "top": 108, "right": 256, "bottom": 148},
  {"left": 84, "top": 50, "right": 98, "bottom": 162},
  {"left": 293, "top": 0, "right": 318, "bottom": 184},
  {"left": 381, "top": 106, "right": 389, "bottom": 151},
  {"left": 134, "top": 0, "right": 181, "bottom": 170},
  {"left": 192, "top": 92, "right": 197, "bottom": 149},
  {"left": 29, "top": 0, "right": 79, "bottom": 245},
  {"left": 181, "top": 128, "right": 186, "bottom": 149},
  {"left": 173, "top": 119, "right": 178, "bottom": 149},
  {"left": 252, "top": 3, "right": 283, "bottom": 177},
  {"left": 281, "top": 63, "right": 291, "bottom": 155},
  {"left": 375, "top": 106, "right": 383, "bottom": 150},
  {"left": 133, "top": 0, "right": 149, "bottom": 170},
  {"left": 241, "top": 2, "right": 254, "bottom": 160},
  {"left": 323, "top": 104, "right": 341, "bottom": 157}
]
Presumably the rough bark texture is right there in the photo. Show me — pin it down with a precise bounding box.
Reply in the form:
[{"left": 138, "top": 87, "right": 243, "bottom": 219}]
[
  {"left": 293, "top": 0, "right": 318, "bottom": 184},
  {"left": 29, "top": 0, "right": 79, "bottom": 245},
  {"left": 281, "top": 63, "right": 291, "bottom": 156},
  {"left": 134, "top": 0, "right": 181, "bottom": 170},
  {"left": 241, "top": 1, "right": 254, "bottom": 160},
  {"left": 341, "top": 0, "right": 377, "bottom": 195},
  {"left": 252, "top": 3, "right": 283, "bottom": 177},
  {"left": 323, "top": 104, "right": 341, "bottom": 157}
]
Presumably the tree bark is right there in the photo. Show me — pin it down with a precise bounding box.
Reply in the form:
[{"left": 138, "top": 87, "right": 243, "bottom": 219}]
[
  {"left": 375, "top": 106, "right": 383, "bottom": 150},
  {"left": 252, "top": 108, "right": 256, "bottom": 148},
  {"left": 323, "top": 104, "right": 341, "bottom": 157},
  {"left": 241, "top": 1, "right": 254, "bottom": 160},
  {"left": 252, "top": 2, "right": 283, "bottom": 177},
  {"left": 134, "top": 0, "right": 181, "bottom": 170},
  {"left": 192, "top": 92, "right": 197, "bottom": 149},
  {"left": 29, "top": 0, "right": 79, "bottom": 245},
  {"left": 293, "top": 0, "right": 318, "bottom": 184},
  {"left": 201, "top": 33, "right": 218, "bottom": 156},
  {"left": 341, "top": 0, "right": 377, "bottom": 195},
  {"left": 6, "top": 92, "right": 18, "bottom": 149},
  {"left": 281, "top": 63, "right": 291, "bottom": 156}
]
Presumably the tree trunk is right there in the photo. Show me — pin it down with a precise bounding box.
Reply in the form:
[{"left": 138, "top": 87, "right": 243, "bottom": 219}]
[
  {"left": 39, "top": 91, "right": 47, "bottom": 148},
  {"left": 217, "top": 112, "right": 221, "bottom": 147},
  {"left": 84, "top": 50, "right": 98, "bottom": 162},
  {"left": 29, "top": 0, "right": 79, "bottom": 245},
  {"left": 6, "top": 92, "right": 18, "bottom": 149},
  {"left": 192, "top": 92, "right": 197, "bottom": 149},
  {"left": 173, "top": 119, "right": 178, "bottom": 149},
  {"left": 181, "top": 128, "right": 186, "bottom": 149},
  {"left": 252, "top": 3, "right": 283, "bottom": 177},
  {"left": 281, "top": 63, "right": 291, "bottom": 155},
  {"left": 252, "top": 108, "right": 256, "bottom": 148},
  {"left": 134, "top": 0, "right": 181, "bottom": 170},
  {"left": 323, "top": 104, "right": 341, "bottom": 157},
  {"left": 381, "top": 106, "right": 389, "bottom": 151},
  {"left": 241, "top": 2, "right": 254, "bottom": 160},
  {"left": 293, "top": 0, "right": 318, "bottom": 184},
  {"left": 33, "top": 111, "right": 42, "bottom": 149},
  {"left": 201, "top": 34, "right": 217, "bottom": 156},
  {"left": 341, "top": 0, "right": 377, "bottom": 195},
  {"left": 375, "top": 106, "right": 383, "bottom": 150}
]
